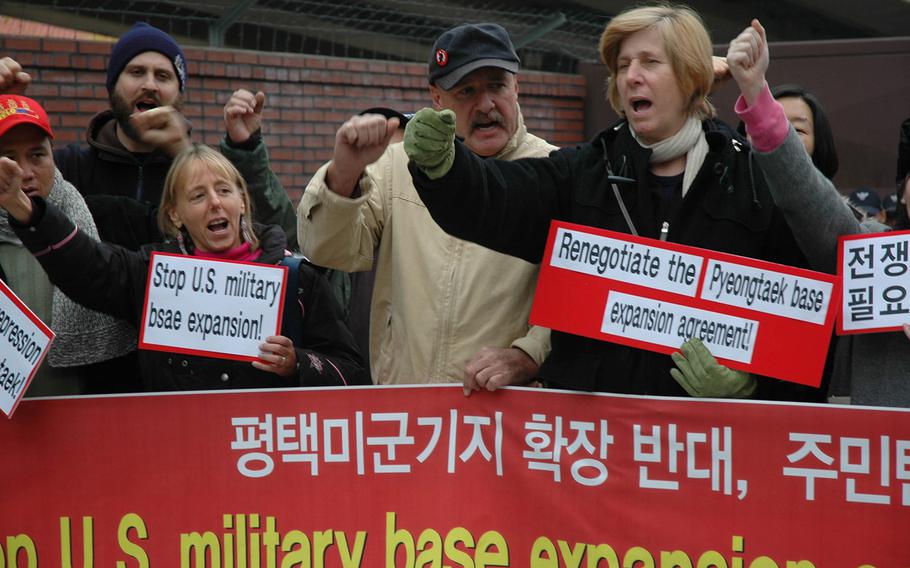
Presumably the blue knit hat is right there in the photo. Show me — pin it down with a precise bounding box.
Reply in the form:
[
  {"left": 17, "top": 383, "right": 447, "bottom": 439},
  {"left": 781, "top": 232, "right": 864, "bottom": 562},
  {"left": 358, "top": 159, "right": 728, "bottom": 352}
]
[{"left": 106, "top": 22, "right": 187, "bottom": 94}]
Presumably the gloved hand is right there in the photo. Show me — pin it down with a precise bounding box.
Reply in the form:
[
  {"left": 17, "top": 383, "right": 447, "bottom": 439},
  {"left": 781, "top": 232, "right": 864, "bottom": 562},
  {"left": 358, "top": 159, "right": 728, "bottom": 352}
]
[
  {"left": 670, "top": 338, "right": 756, "bottom": 398},
  {"left": 404, "top": 107, "right": 456, "bottom": 179}
]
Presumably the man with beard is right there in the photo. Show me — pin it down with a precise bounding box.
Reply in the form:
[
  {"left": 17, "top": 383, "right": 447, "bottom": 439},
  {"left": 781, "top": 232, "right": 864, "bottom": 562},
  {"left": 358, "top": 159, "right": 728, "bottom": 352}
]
[
  {"left": 1, "top": 23, "right": 296, "bottom": 252},
  {"left": 298, "top": 23, "right": 553, "bottom": 390},
  {"left": 0, "top": 26, "right": 296, "bottom": 391}
]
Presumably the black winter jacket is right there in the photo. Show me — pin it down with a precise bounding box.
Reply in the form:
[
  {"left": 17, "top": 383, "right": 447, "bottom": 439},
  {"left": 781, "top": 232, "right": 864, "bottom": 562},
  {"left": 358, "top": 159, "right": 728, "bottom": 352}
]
[
  {"left": 55, "top": 111, "right": 172, "bottom": 203},
  {"left": 14, "top": 198, "right": 368, "bottom": 391},
  {"left": 411, "top": 118, "right": 810, "bottom": 398},
  {"left": 54, "top": 111, "right": 299, "bottom": 252}
]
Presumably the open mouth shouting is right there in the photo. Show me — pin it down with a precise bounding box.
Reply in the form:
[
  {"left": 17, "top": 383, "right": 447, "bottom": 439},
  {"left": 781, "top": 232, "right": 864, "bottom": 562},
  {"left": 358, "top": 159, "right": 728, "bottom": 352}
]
[
  {"left": 133, "top": 96, "right": 160, "bottom": 114},
  {"left": 471, "top": 110, "right": 504, "bottom": 133},
  {"left": 207, "top": 217, "right": 231, "bottom": 237},
  {"left": 629, "top": 97, "right": 653, "bottom": 115}
]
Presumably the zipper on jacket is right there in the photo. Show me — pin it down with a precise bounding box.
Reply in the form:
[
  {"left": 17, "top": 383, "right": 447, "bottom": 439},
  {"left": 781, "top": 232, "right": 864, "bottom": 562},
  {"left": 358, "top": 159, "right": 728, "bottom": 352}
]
[
  {"left": 659, "top": 221, "right": 669, "bottom": 241},
  {"left": 136, "top": 164, "right": 144, "bottom": 202}
]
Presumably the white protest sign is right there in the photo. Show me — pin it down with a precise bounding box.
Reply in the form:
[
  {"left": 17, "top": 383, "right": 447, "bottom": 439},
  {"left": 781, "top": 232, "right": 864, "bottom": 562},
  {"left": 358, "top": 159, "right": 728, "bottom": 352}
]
[
  {"left": 0, "top": 280, "right": 54, "bottom": 417},
  {"left": 140, "top": 253, "right": 287, "bottom": 361},
  {"left": 839, "top": 231, "right": 910, "bottom": 333},
  {"left": 602, "top": 291, "right": 759, "bottom": 363},
  {"left": 701, "top": 259, "right": 833, "bottom": 325},
  {"left": 551, "top": 227, "right": 703, "bottom": 296}
]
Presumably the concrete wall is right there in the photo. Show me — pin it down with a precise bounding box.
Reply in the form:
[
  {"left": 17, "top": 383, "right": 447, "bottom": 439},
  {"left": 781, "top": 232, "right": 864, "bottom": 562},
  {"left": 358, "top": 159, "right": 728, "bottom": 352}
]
[
  {"left": 0, "top": 35, "right": 587, "bottom": 203},
  {"left": 580, "top": 37, "right": 910, "bottom": 195}
]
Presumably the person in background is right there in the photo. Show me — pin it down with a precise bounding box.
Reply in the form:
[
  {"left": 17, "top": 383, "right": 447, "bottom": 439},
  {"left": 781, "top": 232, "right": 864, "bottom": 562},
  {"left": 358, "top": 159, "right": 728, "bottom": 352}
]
[
  {"left": 882, "top": 191, "right": 899, "bottom": 228},
  {"left": 736, "top": 83, "right": 839, "bottom": 185},
  {"left": 405, "top": 6, "right": 811, "bottom": 399},
  {"left": 768, "top": 84, "right": 839, "bottom": 181},
  {"left": 0, "top": 144, "right": 367, "bottom": 391},
  {"left": 0, "top": 94, "right": 135, "bottom": 395},
  {"left": 733, "top": 77, "right": 855, "bottom": 402},
  {"left": 848, "top": 188, "right": 886, "bottom": 224},
  {"left": 0, "top": 24, "right": 297, "bottom": 251},
  {"left": 728, "top": 19, "right": 906, "bottom": 407},
  {"left": 298, "top": 23, "right": 553, "bottom": 393}
]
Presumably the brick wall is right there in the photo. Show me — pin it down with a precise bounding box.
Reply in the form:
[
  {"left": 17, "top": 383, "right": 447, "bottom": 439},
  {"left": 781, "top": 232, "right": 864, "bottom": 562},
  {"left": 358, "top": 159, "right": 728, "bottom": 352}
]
[{"left": 0, "top": 36, "right": 587, "bottom": 204}]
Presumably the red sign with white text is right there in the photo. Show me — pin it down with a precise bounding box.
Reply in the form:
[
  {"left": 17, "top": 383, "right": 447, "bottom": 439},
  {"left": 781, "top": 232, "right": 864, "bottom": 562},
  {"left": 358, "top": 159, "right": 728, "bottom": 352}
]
[
  {"left": 530, "top": 222, "right": 839, "bottom": 386},
  {"left": 2, "top": 386, "right": 908, "bottom": 566}
]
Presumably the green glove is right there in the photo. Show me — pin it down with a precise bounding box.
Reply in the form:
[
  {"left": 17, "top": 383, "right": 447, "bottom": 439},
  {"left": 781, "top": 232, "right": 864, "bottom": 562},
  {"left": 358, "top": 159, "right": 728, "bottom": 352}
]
[
  {"left": 670, "top": 338, "right": 756, "bottom": 398},
  {"left": 404, "top": 107, "right": 456, "bottom": 179}
]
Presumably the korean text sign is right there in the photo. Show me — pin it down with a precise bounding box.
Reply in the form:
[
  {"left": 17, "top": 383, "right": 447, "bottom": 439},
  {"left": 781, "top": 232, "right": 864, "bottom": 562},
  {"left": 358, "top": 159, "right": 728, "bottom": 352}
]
[
  {"left": 531, "top": 221, "right": 839, "bottom": 386},
  {"left": 140, "top": 252, "right": 287, "bottom": 362},
  {"left": 0, "top": 279, "right": 53, "bottom": 417},
  {"left": 838, "top": 230, "right": 910, "bottom": 334},
  {"left": 2, "top": 386, "right": 908, "bottom": 566}
]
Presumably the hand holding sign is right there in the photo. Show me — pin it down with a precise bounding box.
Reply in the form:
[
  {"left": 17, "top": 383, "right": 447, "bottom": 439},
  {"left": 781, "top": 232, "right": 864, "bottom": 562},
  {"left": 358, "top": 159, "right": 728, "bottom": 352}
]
[
  {"left": 670, "top": 338, "right": 756, "bottom": 398},
  {"left": 462, "top": 346, "right": 539, "bottom": 397},
  {"left": 253, "top": 335, "right": 298, "bottom": 377}
]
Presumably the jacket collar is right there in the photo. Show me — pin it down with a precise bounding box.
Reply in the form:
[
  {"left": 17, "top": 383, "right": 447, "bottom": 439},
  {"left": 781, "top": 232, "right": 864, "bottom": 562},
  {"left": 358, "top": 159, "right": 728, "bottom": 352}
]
[
  {"left": 594, "top": 117, "right": 741, "bottom": 153},
  {"left": 492, "top": 105, "right": 528, "bottom": 160}
]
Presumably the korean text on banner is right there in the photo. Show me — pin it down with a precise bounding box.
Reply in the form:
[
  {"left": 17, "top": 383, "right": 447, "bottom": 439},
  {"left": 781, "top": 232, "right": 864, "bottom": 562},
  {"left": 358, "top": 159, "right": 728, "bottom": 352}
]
[
  {"left": 838, "top": 230, "right": 910, "bottom": 334},
  {"left": 531, "top": 221, "right": 839, "bottom": 386},
  {"left": 140, "top": 252, "right": 287, "bottom": 362},
  {"left": 2, "top": 386, "right": 908, "bottom": 566},
  {"left": 0, "top": 278, "right": 54, "bottom": 417}
]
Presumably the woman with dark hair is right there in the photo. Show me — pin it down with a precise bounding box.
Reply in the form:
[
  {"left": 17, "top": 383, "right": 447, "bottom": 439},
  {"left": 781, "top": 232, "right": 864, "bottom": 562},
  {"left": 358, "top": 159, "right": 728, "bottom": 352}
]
[
  {"left": 770, "top": 84, "right": 839, "bottom": 181},
  {"left": 736, "top": 83, "right": 839, "bottom": 182},
  {"left": 729, "top": 20, "right": 906, "bottom": 407}
]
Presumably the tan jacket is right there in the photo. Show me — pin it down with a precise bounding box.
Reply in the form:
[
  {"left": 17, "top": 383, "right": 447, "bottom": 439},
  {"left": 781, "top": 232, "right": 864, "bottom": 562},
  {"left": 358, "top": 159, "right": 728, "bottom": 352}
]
[{"left": 298, "top": 114, "right": 554, "bottom": 384}]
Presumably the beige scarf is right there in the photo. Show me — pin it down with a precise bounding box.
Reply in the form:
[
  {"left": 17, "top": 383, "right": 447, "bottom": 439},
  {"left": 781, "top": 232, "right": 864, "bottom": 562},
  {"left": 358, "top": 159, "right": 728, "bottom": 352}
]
[{"left": 630, "top": 116, "right": 708, "bottom": 197}]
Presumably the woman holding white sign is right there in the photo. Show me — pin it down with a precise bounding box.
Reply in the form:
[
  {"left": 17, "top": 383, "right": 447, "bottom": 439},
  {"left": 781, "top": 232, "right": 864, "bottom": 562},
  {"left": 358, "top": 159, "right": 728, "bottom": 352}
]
[
  {"left": 401, "top": 6, "right": 815, "bottom": 399},
  {"left": 0, "top": 144, "right": 367, "bottom": 390}
]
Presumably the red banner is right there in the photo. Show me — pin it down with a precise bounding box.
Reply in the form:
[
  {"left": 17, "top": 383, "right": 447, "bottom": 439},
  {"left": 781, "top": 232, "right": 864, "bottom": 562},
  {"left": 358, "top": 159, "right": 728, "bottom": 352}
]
[
  {"left": 530, "top": 222, "right": 839, "bottom": 387},
  {"left": 3, "top": 386, "right": 908, "bottom": 567}
]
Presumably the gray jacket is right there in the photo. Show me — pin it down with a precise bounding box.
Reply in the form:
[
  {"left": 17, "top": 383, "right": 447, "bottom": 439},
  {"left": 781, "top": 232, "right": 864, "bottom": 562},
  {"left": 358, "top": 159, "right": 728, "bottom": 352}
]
[{"left": 755, "top": 127, "right": 907, "bottom": 407}]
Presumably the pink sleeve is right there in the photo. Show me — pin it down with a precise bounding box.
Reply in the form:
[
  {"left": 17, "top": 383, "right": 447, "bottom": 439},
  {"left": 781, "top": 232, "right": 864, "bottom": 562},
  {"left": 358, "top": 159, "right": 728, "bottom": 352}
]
[{"left": 734, "top": 82, "right": 789, "bottom": 152}]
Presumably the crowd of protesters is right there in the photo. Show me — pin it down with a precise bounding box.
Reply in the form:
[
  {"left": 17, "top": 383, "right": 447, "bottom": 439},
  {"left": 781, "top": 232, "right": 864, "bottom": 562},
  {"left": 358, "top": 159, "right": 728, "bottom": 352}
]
[{"left": 0, "top": 5, "right": 907, "bottom": 407}]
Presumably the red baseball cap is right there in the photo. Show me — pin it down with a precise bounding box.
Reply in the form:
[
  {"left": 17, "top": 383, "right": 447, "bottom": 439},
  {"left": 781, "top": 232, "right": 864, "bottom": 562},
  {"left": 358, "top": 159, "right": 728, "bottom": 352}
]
[{"left": 0, "top": 95, "right": 54, "bottom": 139}]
